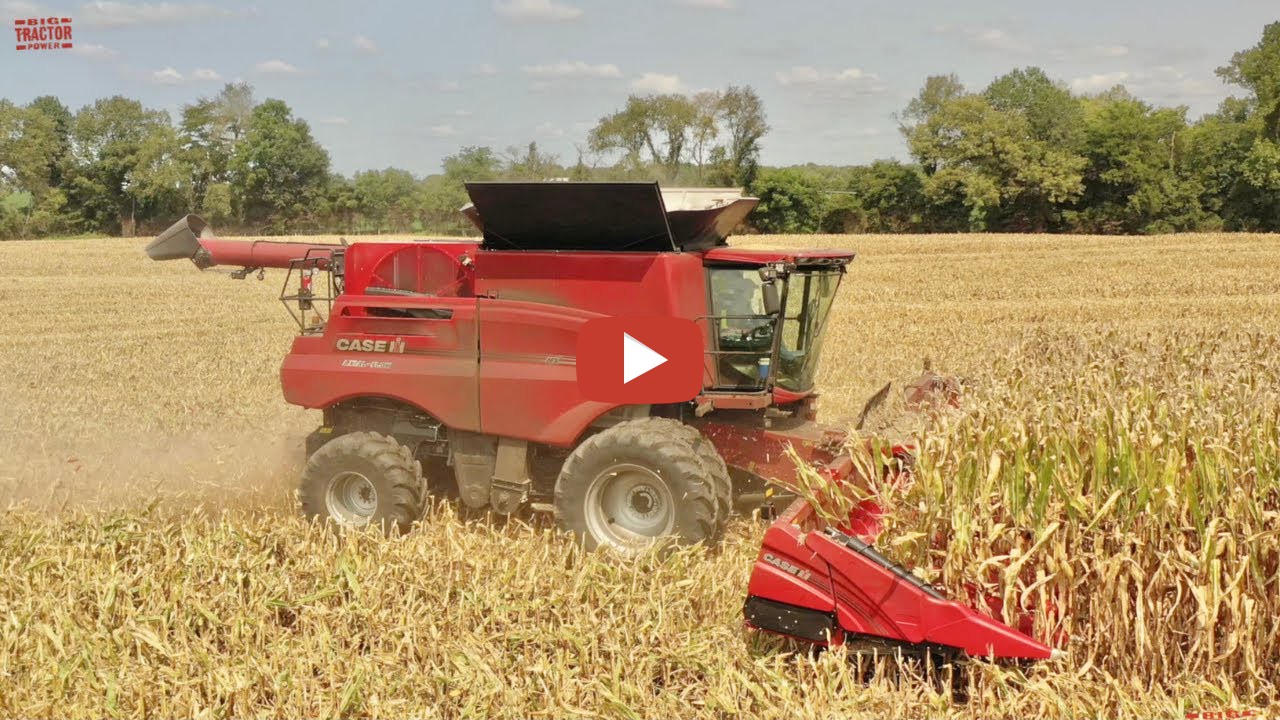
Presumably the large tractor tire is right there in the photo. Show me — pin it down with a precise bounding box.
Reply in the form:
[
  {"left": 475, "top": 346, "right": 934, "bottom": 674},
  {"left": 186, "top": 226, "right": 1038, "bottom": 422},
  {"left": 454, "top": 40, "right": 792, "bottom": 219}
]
[
  {"left": 630, "top": 417, "right": 733, "bottom": 535},
  {"left": 554, "top": 418, "right": 724, "bottom": 556},
  {"left": 299, "top": 432, "right": 425, "bottom": 533},
  {"left": 686, "top": 430, "right": 733, "bottom": 535}
]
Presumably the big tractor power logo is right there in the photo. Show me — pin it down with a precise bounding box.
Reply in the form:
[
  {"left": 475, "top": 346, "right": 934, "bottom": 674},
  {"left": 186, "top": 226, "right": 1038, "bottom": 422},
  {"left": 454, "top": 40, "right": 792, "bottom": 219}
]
[{"left": 13, "top": 16, "right": 73, "bottom": 51}]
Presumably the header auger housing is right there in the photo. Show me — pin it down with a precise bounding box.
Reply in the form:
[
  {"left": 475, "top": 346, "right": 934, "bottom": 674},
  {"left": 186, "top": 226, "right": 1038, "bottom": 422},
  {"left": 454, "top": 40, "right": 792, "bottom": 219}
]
[{"left": 147, "top": 181, "right": 1060, "bottom": 663}]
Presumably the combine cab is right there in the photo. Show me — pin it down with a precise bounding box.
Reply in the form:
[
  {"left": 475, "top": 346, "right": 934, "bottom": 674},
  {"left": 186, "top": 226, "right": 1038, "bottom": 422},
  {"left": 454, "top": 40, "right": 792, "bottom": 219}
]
[{"left": 147, "top": 181, "right": 1059, "bottom": 662}]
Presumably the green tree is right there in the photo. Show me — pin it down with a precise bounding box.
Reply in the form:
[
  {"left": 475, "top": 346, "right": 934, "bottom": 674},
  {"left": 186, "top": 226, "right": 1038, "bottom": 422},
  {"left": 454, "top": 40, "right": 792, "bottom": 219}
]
[
  {"left": 354, "top": 168, "right": 418, "bottom": 232},
  {"left": 984, "top": 67, "right": 1083, "bottom": 148},
  {"left": 0, "top": 101, "right": 57, "bottom": 196},
  {"left": 201, "top": 182, "right": 234, "bottom": 225},
  {"left": 845, "top": 161, "right": 928, "bottom": 232},
  {"left": 907, "top": 94, "right": 1085, "bottom": 231},
  {"left": 899, "top": 75, "right": 965, "bottom": 131},
  {"left": 1217, "top": 21, "right": 1280, "bottom": 140},
  {"left": 26, "top": 95, "right": 72, "bottom": 192},
  {"left": 443, "top": 145, "right": 501, "bottom": 182},
  {"left": 714, "top": 86, "right": 768, "bottom": 186},
  {"left": 589, "top": 94, "right": 699, "bottom": 179},
  {"left": 13, "top": 94, "right": 74, "bottom": 238},
  {"left": 180, "top": 84, "right": 258, "bottom": 218},
  {"left": 748, "top": 168, "right": 825, "bottom": 233},
  {"left": 688, "top": 91, "right": 721, "bottom": 182},
  {"left": 412, "top": 146, "right": 504, "bottom": 234},
  {"left": 63, "top": 96, "right": 183, "bottom": 235},
  {"left": 1072, "top": 96, "right": 1209, "bottom": 233},
  {"left": 318, "top": 174, "right": 358, "bottom": 233},
  {"left": 229, "top": 99, "right": 330, "bottom": 230},
  {"left": 503, "top": 141, "right": 560, "bottom": 180},
  {"left": 1183, "top": 98, "right": 1269, "bottom": 229}
]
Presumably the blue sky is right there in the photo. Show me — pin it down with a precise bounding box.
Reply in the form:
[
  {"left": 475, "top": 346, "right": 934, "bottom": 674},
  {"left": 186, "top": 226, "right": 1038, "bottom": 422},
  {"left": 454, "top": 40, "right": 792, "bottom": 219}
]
[{"left": 2, "top": 0, "right": 1275, "bottom": 176}]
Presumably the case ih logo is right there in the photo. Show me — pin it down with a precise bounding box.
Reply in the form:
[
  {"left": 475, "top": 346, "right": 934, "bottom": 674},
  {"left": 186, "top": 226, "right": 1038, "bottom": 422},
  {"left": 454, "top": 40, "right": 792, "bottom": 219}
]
[
  {"left": 763, "top": 553, "right": 813, "bottom": 582},
  {"left": 335, "top": 337, "right": 406, "bottom": 354},
  {"left": 13, "top": 17, "right": 73, "bottom": 51}
]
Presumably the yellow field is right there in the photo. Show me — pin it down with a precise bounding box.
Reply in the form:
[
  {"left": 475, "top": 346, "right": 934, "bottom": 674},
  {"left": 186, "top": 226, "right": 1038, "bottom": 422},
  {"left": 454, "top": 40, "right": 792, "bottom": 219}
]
[{"left": 1, "top": 232, "right": 1278, "bottom": 719}]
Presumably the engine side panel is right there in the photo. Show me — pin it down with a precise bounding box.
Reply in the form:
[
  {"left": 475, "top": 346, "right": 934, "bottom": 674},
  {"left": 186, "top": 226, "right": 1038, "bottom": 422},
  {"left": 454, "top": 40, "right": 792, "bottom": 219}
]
[
  {"left": 475, "top": 299, "right": 615, "bottom": 445},
  {"left": 281, "top": 295, "right": 482, "bottom": 431},
  {"left": 473, "top": 251, "right": 711, "bottom": 445}
]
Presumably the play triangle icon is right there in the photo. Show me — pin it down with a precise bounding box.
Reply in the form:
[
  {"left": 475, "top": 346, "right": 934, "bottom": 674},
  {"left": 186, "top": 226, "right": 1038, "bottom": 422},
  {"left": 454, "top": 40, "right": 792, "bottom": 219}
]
[{"left": 622, "top": 332, "right": 668, "bottom": 384}]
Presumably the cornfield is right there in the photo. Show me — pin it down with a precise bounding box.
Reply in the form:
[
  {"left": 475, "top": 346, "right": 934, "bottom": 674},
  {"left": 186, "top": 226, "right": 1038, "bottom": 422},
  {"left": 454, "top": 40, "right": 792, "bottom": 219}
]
[{"left": 1, "top": 232, "right": 1277, "bottom": 719}]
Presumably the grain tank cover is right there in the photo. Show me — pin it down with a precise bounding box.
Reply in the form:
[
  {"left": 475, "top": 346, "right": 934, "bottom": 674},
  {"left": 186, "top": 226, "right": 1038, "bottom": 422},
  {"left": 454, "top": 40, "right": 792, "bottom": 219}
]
[{"left": 464, "top": 182, "right": 676, "bottom": 252}]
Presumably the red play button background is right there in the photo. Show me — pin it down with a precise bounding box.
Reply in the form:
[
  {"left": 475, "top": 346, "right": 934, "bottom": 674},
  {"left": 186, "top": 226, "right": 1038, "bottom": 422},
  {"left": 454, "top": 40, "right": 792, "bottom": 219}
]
[{"left": 576, "top": 316, "right": 704, "bottom": 403}]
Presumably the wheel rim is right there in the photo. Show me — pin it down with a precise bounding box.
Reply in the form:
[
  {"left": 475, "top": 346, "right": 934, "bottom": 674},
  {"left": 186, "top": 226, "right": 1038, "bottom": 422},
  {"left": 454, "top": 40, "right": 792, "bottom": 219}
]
[
  {"left": 325, "top": 471, "right": 378, "bottom": 526},
  {"left": 583, "top": 462, "right": 675, "bottom": 554}
]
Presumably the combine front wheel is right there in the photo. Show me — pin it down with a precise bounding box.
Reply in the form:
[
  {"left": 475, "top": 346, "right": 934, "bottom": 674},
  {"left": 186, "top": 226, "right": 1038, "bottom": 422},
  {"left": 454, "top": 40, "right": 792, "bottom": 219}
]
[
  {"left": 299, "top": 432, "right": 426, "bottom": 533},
  {"left": 555, "top": 418, "right": 723, "bottom": 557},
  {"left": 629, "top": 417, "right": 734, "bottom": 533}
]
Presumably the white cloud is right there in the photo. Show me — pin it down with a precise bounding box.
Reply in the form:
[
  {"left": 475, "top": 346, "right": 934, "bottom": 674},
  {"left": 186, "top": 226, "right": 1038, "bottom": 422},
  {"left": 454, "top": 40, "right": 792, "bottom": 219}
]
[
  {"left": 319, "top": 116, "right": 350, "bottom": 126},
  {"left": 353, "top": 34, "right": 377, "bottom": 53},
  {"left": 151, "top": 66, "right": 183, "bottom": 84},
  {"left": 79, "top": 2, "right": 246, "bottom": 28},
  {"left": 427, "top": 124, "right": 457, "bottom": 137},
  {"left": 1130, "top": 67, "right": 1224, "bottom": 99},
  {"left": 932, "top": 25, "right": 1032, "bottom": 54},
  {"left": 493, "top": 0, "right": 582, "bottom": 21},
  {"left": 970, "top": 28, "right": 1031, "bottom": 53},
  {"left": 674, "top": 0, "right": 734, "bottom": 7},
  {"left": 70, "top": 43, "right": 118, "bottom": 60},
  {"left": 522, "top": 61, "right": 621, "bottom": 78},
  {"left": 775, "top": 66, "right": 887, "bottom": 102},
  {"left": 1070, "top": 67, "right": 1224, "bottom": 103},
  {"left": 1092, "top": 45, "right": 1130, "bottom": 58},
  {"left": 631, "top": 72, "right": 687, "bottom": 93},
  {"left": 315, "top": 37, "right": 331, "bottom": 50},
  {"left": 255, "top": 59, "right": 299, "bottom": 74},
  {"left": 535, "top": 122, "right": 565, "bottom": 137},
  {"left": 3, "top": 1, "right": 45, "bottom": 14},
  {"left": 1070, "top": 71, "right": 1130, "bottom": 93},
  {"left": 453, "top": 109, "right": 473, "bottom": 117},
  {"left": 1052, "top": 44, "right": 1132, "bottom": 62},
  {"left": 776, "top": 66, "right": 879, "bottom": 87},
  {"left": 439, "top": 80, "right": 462, "bottom": 92},
  {"left": 192, "top": 67, "right": 221, "bottom": 81},
  {"left": 472, "top": 63, "right": 500, "bottom": 76}
]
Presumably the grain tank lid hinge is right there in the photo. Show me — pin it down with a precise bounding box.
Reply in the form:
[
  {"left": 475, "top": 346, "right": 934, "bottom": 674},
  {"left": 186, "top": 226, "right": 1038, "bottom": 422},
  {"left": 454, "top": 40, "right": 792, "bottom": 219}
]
[{"left": 463, "top": 181, "right": 678, "bottom": 252}]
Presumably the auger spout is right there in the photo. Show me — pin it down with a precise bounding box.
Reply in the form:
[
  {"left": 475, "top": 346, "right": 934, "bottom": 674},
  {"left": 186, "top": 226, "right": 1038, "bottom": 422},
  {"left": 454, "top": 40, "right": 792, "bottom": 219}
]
[{"left": 146, "top": 215, "right": 339, "bottom": 271}]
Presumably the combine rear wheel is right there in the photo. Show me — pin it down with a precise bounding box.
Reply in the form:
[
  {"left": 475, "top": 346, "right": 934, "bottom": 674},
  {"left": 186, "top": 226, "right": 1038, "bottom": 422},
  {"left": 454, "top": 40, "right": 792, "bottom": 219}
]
[
  {"left": 299, "top": 432, "right": 426, "bottom": 533},
  {"left": 555, "top": 418, "right": 724, "bottom": 557}
]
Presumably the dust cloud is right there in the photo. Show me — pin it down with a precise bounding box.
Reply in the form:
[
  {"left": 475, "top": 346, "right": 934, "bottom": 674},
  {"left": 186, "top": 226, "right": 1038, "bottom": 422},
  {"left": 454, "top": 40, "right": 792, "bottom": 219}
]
[{"left": 0, "top": 429, "right": 306, "bottom": 518}]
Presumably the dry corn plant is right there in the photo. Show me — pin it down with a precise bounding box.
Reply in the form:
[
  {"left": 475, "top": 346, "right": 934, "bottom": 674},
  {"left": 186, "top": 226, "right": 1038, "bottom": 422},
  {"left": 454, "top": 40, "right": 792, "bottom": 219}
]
[{"left": 875, "top": 329, "right": 1280, "bottom": 704}]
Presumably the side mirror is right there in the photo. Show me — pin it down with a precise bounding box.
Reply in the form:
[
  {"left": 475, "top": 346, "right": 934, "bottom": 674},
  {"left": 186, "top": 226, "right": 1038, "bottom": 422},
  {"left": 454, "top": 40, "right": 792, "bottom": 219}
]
[{"left": 761, "top": 281, "right": 781, "bottom": 316}]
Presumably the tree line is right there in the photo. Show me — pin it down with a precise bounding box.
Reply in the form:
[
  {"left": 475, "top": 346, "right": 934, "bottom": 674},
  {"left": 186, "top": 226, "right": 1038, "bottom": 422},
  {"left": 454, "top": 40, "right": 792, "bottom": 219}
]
[
  {"left": 1, "top": 21, "right": 1277, "bottom": 239},
  {"left": 752, "top": 22, "right": 1280, "bottom": 235}
]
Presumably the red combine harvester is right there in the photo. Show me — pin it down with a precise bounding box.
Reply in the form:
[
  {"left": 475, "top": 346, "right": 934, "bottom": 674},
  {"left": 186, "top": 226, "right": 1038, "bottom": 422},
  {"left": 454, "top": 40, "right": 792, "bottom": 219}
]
[{"left": 147, "top": 182, "right": 1059, "bottom": 662}]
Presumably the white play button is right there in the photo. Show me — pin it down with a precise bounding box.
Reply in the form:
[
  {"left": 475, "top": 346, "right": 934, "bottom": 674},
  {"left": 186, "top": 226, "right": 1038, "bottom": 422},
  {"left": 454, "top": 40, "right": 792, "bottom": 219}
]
[{"left": 622, "top": 332, "right": 668, "bottom": 384}]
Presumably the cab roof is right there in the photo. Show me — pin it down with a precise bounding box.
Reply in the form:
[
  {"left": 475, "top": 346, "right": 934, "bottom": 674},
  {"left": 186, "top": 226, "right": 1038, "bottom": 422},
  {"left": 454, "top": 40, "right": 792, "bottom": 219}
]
[{"left": 702, "top": 247, "right": 856, "bottom": 267}]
